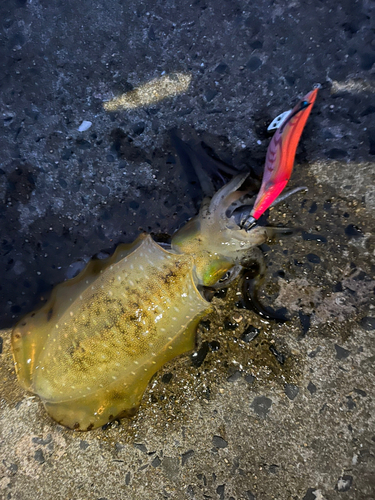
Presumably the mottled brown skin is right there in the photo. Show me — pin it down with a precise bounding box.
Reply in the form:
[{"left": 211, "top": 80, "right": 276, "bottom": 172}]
[{"left": 12, "top": 175, "right": 270, "bottom": 430}]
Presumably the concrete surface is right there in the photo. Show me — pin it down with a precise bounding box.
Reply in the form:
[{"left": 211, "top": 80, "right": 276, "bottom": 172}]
[{"left": 0, "top": 0, "right": 374, "bottom": 499}]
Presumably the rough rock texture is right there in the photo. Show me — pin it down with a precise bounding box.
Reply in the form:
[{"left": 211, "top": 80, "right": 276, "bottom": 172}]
[{"left": 1, "top": 0, "right": 374, "bottom": 499}]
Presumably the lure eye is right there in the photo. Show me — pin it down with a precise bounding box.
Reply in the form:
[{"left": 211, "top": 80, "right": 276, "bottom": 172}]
[{"left": 300, "top": 100, "right": 309, "bottom": 109}]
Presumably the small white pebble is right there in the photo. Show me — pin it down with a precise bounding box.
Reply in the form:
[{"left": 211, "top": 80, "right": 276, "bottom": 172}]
[{"left": 78, "top": 120, "right": 92, "bottom": 132}]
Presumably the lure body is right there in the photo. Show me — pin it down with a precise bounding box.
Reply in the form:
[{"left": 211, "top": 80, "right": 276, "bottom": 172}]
[
  {"left": 11, "top": 90, "right": 317, "bottom": 430},
  {"left": 251, "top": 88, "right": 318, "bottom": 220}
]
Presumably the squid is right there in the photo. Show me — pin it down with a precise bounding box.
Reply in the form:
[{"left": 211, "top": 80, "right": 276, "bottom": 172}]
[{"left": 11, "top": 89, "right": 318, "bottom": 430}]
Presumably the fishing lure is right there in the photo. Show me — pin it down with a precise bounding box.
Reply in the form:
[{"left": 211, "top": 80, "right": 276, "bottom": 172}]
[{"left": 11, "top": 89, "right": 317, "bottom": 430}]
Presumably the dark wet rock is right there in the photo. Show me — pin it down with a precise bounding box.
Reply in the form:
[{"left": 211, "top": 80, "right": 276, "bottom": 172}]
[
  {"left": 216, "top": 484, "right": 225, "bottom": 500},
  {"left": 360, "top": 53, "right": 375, "bottom": 71},
  {"left": 161, "top": 372, "right": 173, "bottom": 384},
  {"left": 332, "top": 281, "right": 343, "bottom": 292},
  {"left": 214, "top": 288, "right": 227, "bottom": 299},
  {"left": 181, "top": 450, "right": 194, "bottom": 466},
  {"left": 251, "top": 396, "right": 272, "bottom": 418},
  {"left": 307, "top": 253, "right": 321, "bottom": 264},
  {"left": 345, "top": 224, "right": 363, "bottom": 238},
  {"left": 249, "top": 40, "right": 263, "bottom": 49},
  {"left": 302, "top": 488, "right": 316, "bottom": 500},
  {"left": 208, "top": 340, "right": 220, "bottom": 351},
  {"left": 241, "top": 325, "right": 260, "bottom": 343},
  {"left": 224, "top": 319, "right": 238, "bottom": 330},
  {"left": 335, "top": 344, "right": 350, "bottom": 360},
  {"left": 299, "top": 312, "right": 311, "bottom": 337},
  {"left": 284, "top": 384, "right": 299, "bottom": 400},
  {"left": 125, "top": 472, "right": 131, "bottom": 485},
  {"left": 269, "top": 345, "right": 285, "bottom": 365},
  {"left": 227, "top": 370, "right": 242, "bottom": 382},
  {"left": 191, "top": 342, "right": 209, "bottom": 367},
  {"left": 114, "top": 443, "right": 123, "bottom": 452},
  {"left": 302, "top": 232, "right": 327, "bottom": 243},
  {"left": 134, "top": 443, "right": 147, "bottom": 453},
  {"left": 0, "top": 336, "right": 3, "bottom": 354},
  {"left": 360, "top": 316, "right": 375, "bottom": 331},
  {"left": 247, "top": 56, "right": 262, "bottom": 71},
  {"left": 32, "top": 434, "right": 52, "bottom": 446},
  {"left": 151, "top": 456, "right": 161, "bottom": 468},
  {"left": 244, "top": 373, "right": 255, "bottom": 384},
  {"left": 133, "top": 122, "right": 145, "bottom": 135},
  {"left": 204, "top": 89, "right": 218, "bottom": 102},
  {"left": 268, "top": 464, "right": 279, "bottom": 474},
  {"left": 325, "top": 148, "right": 348, "bottom": 159},
  {"left": 309, "top": 201, "right": 317, "bottom": 213},
  {"left": 200, "top": 320, "right": 211, "bottom": 331},
  {"left": 353, "top": 388, "right": 367, "bottom": 397},
  {"left": 212, "top": 436, "right": 228, "bottom": 449},
  {"left": 34, "top": 449, "right": 45, "bottom": 464},
  {"left": 346, "top": 396, "right": 356, "bottom": 410},
  {"left": 307, "top": 382, "right": 317, "bottom": 395},
  {"left": 336, "top": 475, "right": 353, "bottom": 492},
  {"left": 215, "top": 63, "right": 229, "bottom": 74}
]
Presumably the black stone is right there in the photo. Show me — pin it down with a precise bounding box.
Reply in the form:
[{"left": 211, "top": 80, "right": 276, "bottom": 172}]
[
  {"left": 161, "top": 373, "right": 173, "bottom": 384},
  {"left": 299, "top": 312, "right": 311, "bottom": 337},
  {"left": 0, "top": 336, "right": 3, "bottom": 354},
  {"left": 346, "top": 396, "right": 356, "bottom": 410},
  {"left": 285, "top": 384, "right": 299, "bottom": 400},
  {"left": 332, "top": 282, "right": 343, "bottom": 292},
  {"left": 34, "top": 449, "right": 45, "bottom": 464},
  {"left": 334, "top": 344, "right": 350, "bottom": 360},
  {"left": 151, "top": 456, "right": 161, "bottom": 467},
  {"left": 309, "top": 201, "right": 317, "bottom": 213},
  {"left": 191, "top": 342, "right": 209, "bottom": 367},
  {"left": 360, "top": 53, "right": 375, "bottom": 71},
  {"left": 249, "top": 40, "right": 263, "bottom": 49},
  {"left": 251, "top": 395, "right": 272, "bottom": 418},
  {"left": 215, "top": 63, "right": 229, "bottom": 74},
  {"left": 307, "top": 381, "right": 317, "bottom": 395},
  {"left": 325, "top": 148, "right": 348, "bottom": 159},
  {"left": 360, "top": 105, "right": 375, "bottom": 116},
  {"left": 212, "top": 436, "right": 228, "bottom": 448},
  {"left": 247, "top": 56, "right": 262, "bottom": 71},
  {"left": 353, "top": 388, "right": 367, "bottom": 397},
  {"left": 360, "top": 317, "right": 375, "bottom": 331},
  {"left": 133, "top": 122, "right": 145, "bottom": 135},
  {"left": 204, "top": 89, "right": 218, "bottom": 102},
  {"left": 216, "top": 484, "right": 225, "bottom": 500},
  {"left": 245, "top": 373, "right": 255, "bottom": 384},
  {"left": 241, "top": 325, "right": 260, "bottom": 343},
  {"left": 208, "top": 340, "right": 220, "bottom": 351},
  {"left": 336, "top": 475, "right": 353, "bottom": 492},
  {"left": 345, "top": 224, "right": 363, "bottom": 238},
  {"left": 269, "top": 345, "right": 285, "bottom": 365},
  {"left": 246, "top": 491, "right": 256, "bottom": 500},
  {"left": 125, "top": 471, "right": 131, "bottom": 485},
  {"left": 302, "top": 488, "right": 316, "bottom": 500},
  {"left": 227, "top": 370, "right": 242, "bottom": 382},
  {"left": 224, "top": 319, "right": 238, "bottom": 330},
  {"left": 134, "top": 443, "right": 147, "bottom": 453},
  {"left": 302, "top": 232, "right": 327, "bottom": 243},
  {"left": 181, "top": 450, "right": 194, "bottom": 466},
  {"left": 307, "top": 253, "right": 321, "bottom": 263}
]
